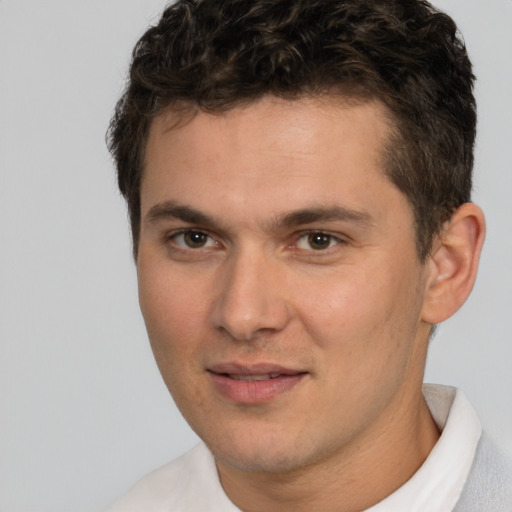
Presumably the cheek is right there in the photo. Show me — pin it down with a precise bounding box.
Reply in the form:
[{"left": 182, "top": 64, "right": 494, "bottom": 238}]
[
  {"left": 137, "top": 262, "right": 203, "bottom": 365},
  {"left": 296, "top": 261, "right": 423, "bottom": 373},
  {"left": 294, "top": 269, "right": 389, "bottom": 345},
  {"left": 137, "top": 266, "right": 212, "bottom": 410}
]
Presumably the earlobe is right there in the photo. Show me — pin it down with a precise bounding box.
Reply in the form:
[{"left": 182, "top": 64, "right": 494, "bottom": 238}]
[{"left": 421, "top": 203, "right": 486, "bottom": 324}]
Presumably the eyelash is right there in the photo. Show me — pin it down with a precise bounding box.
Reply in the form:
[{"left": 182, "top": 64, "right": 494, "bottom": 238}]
[
  {"left": 294, "top": 231, "right": 344, "bottom": 251},
  {"left": 165, "top": 229, "right": 347, "bottom": 253},
  {"left": 167, "top": 229, "right": 219, "bottom": 250}
]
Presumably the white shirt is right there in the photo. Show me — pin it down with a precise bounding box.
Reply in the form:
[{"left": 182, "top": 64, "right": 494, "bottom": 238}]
[
  {"left": 367, "top": 384, "right": 481, "bottom": 511},
  {"left": 108, "top": 384, "right": 482, "bottom": 512}
]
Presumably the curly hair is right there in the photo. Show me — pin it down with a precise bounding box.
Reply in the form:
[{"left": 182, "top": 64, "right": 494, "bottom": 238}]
[{"left": 107, "top": 0, "right": 476, "bottom": 260}]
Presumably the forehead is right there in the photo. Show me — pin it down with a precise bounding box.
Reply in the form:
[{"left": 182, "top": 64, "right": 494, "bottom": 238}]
[
  {"left": 149, "top": 94, "right": 391, "bottom": 145},
  {"left": 141, "top": 96, "right": 403, "bottom": 226}
]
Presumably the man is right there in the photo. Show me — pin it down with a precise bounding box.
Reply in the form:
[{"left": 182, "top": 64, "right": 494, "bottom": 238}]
[{"left": 107, "top": 0, "right": 511, "bottom": 510}]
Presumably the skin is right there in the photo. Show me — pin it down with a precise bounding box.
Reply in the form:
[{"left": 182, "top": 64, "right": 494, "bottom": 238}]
[{"left": 137, "top": 96, "right": 484, "bottom": 512}]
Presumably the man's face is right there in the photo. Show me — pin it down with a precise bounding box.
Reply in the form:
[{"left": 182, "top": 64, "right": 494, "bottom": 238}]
[{"left": 138, "top": 97, "right": 433, "bottom": 475}]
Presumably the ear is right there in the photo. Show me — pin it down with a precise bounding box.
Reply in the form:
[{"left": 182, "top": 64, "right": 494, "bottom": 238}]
[{"left": 421, "top": 203, "right": 486, "bottom": 324}]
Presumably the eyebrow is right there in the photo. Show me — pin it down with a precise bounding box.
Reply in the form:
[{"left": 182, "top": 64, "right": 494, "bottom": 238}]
[
  {"left": 145, "top": 201, "right": 215, "bottom": 226},
  {"left": 145, "top": 201, "right": 373, "bottom": 232},
  {"left": 273, "top": 206, "right": 373, "bottom": 230}
]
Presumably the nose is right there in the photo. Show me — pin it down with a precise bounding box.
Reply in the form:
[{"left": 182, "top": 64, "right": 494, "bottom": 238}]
[{"left": 210, "top": 249, "right": 291, "bottom": 341}]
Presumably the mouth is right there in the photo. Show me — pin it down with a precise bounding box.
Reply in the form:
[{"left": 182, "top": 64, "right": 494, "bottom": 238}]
[
  {"left": 207, "top": 363, "right": 308, "bottom": 404},
  {"left": 227, "top": 373, "right": 283, "bottom": 381}
]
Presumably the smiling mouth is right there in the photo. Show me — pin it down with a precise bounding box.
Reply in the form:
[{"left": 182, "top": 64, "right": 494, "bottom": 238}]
[
  {"left": 225, "top": 373, "right": 283, "bottom": 381},
  {"left": 207, "top": 365, "right": 307, "bottom": 404}
]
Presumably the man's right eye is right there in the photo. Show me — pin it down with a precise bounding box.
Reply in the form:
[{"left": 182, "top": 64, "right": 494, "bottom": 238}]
[{"left": 170, "top": 230, "right": 217, "bottom": 249}]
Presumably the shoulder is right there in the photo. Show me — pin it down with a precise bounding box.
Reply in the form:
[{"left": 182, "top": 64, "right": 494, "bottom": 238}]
[
  {"left": 107, "top": 443, "right": 240, "bottom": 512},
  {"left": 454, "top": 434, "right": 512, "bottom": 512}
]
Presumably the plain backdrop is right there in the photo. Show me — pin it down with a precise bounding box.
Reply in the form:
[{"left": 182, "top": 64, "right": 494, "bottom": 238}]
[{"left": 0, "top": 1, "right": 510, "bottom": 510}]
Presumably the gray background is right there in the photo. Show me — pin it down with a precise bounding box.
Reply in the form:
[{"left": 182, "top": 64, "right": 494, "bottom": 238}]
[{"left": 0, "top": 1, "right": 510, "bottom": 510}]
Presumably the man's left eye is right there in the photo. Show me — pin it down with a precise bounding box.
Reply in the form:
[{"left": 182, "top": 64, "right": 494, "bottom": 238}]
[{"left": 296, "top": 232, "right": 341, "bottom": 251}]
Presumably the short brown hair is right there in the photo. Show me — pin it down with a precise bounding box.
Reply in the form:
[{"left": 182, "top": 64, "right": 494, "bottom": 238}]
[{"left": 107, "top": 0, "right": 476, "bottom": 260}]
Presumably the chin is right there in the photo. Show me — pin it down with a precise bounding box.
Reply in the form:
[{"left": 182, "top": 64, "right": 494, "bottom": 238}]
[
  {"left": 213, "top": 445, "right": 303, "bottom": 474},
  {"left": 204, "top": 427, "right": 327, "bottom": 475}
]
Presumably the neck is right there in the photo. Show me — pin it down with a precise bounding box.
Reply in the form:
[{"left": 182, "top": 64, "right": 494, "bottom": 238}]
[{"left": 217, "top": 389, "right": 440, "bottom": 512}]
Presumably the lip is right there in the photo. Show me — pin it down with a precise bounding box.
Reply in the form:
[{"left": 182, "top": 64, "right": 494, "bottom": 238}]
[{"left": 207, "top": 362, "right": 308, "bottom": 404}]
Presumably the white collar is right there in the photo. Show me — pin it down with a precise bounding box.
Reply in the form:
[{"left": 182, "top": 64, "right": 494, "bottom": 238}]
[
  {"left": 109, "top": 384, "right": 481, "bottom": 511},
  {"left": 202, "top": 384, "right": 481, "bottom": 512},
  {"left": 366, "top": 384, "right": 482, "bottom": 511}
]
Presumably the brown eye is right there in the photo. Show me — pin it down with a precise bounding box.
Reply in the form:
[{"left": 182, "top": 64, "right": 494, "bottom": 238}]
[
  {"left": 296, "top": 232, "right": 340, "bottom": 251},
  {"left": 173, "top": 230, "right": 215, "bottom": 249},
  {"left": 307, "top": 233, "right": 332, "bottom": 250},
  {"left": 184, "top": 231, "right": 208, "bottom": 248}
]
